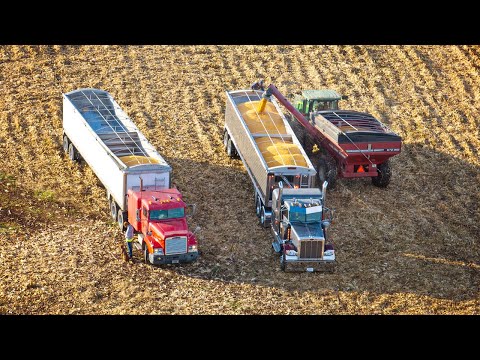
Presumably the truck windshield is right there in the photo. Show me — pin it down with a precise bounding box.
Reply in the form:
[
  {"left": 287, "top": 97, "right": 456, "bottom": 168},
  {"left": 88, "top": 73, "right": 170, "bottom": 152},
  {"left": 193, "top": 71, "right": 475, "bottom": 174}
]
[
  {"left": 289, "top": 209, "right": 321, "bottom": 223},
  {"left": 150, "top": 207, "right": 185, "bottom": 220}
]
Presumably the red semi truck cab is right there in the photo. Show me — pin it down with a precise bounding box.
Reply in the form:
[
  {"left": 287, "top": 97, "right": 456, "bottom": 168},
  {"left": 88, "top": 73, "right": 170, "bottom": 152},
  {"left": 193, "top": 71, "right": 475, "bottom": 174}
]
[{"left": 127, "top": 187, "right": 199, "bottom": 265}]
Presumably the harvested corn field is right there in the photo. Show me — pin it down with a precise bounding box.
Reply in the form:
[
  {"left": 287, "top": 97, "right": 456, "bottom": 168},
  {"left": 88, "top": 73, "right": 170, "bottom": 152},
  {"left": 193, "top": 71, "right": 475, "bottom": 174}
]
[{"left": 0, "top": 45, "right": 479, "bottom": 314}]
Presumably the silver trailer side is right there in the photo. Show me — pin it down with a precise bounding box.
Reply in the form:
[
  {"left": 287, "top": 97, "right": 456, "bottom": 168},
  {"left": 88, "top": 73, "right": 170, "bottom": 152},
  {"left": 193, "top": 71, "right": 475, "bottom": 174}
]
[
  {"left": 62, "top": 89, "right": 171, "bottom": 214},
  {"left": 224, "top": 89, "right": 316, "bottom": 224}
]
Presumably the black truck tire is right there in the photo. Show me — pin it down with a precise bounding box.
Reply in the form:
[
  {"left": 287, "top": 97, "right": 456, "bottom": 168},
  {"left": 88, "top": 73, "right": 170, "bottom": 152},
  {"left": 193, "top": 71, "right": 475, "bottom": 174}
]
[
  {"left": 110, "top": 199, "right": 117, "bottom": 221},
  {"left": 223, "top": 130, "right": 229, "bottom": 149},
  {"left": 255, "top": 194, "right": 261, "bottom": 217},
  {"left": 317, "top": 156, "right": 337, "bottom": 188},
  {"left": 143, "top": 243, "right": 149, "bottom": 264},
  {"left": 227, "top": 138, "right": 237, "bottom": 158},
  {"left": 372, "top": 160, "right": 392, "bottom": 188},
  {"left": 63, "top": 135, "right": 69, "bottom": 154},
  {"left": 117, "top": 210, "right": 127, "bottom": 231},
  {"left": 68, "top": 143, "right": 78, "bottom": 162}
]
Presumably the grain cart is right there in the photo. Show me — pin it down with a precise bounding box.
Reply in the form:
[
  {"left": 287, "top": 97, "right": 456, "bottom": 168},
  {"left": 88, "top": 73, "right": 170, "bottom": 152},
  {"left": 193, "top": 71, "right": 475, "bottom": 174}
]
[
  {"left": 223, "top": 89, "right": 335, "bottom": 271},
  {"left": 62, "top": 89, "right": 199, "bottom": 265},
  {"left": 270, "top": 85, "right": 402, "bottom": 188}
]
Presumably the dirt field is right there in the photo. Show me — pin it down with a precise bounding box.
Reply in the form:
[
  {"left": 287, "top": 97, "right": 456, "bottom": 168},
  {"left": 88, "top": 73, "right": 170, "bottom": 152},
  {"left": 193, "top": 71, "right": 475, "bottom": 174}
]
[{"left": 0, "top": 45, "right": 478, "bottom": 314}]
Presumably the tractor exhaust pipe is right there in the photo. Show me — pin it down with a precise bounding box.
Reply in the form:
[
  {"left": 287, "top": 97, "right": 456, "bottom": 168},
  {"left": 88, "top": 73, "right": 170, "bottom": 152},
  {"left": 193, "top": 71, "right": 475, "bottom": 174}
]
[
  {"left": 322, "top": 181, "right": 328, "bottom": 206},
  {"left": 278, "top": 181, "right": 284, "bottom": 210}
]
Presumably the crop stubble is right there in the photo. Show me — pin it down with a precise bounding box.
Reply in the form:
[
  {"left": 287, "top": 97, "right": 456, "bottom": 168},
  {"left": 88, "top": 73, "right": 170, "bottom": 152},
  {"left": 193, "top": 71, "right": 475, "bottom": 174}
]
[{"left": 0, "top": 45, "right": 478, "bottom": 314}]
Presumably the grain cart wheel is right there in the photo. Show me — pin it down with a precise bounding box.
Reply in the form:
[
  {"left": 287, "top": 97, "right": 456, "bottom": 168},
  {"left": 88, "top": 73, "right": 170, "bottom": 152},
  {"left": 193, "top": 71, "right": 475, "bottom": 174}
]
[
  {"left": 110, "top": 199, "right": 118, "bottom": 221},
  {"left": 372, "top": 160, "right": 392, "bottom": 188},
  {"left": 68, "top": 143, "right": 78, "bottom": 162},
  {"left": 255, "top": 194, "right": 261, "bottom": 218},
  {"left": 317, "top": 156, "right": 337, "bottom": 188},
  {"left": 63, "top": 135, "right": 69, "bottom": 154},
  {"left": 117, "top": 210, "right": 127, "bottom": 231},
  {"left": 227, "top": 138, "right": 237, "bottom": 158},
  {"left": 223, "top": 130, "right": 229, "bottom": 149},
  {"left": 143, "top": 243, "right": 150, "bottom": 264}
]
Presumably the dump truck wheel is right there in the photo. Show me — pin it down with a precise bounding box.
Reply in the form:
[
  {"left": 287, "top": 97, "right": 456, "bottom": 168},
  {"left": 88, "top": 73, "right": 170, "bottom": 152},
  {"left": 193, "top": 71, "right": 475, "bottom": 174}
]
[
  {"left": 372, "top": 160, "right": 392, "bottom": 188},
  {"left": 227, "top": 138, "right": 237, "bottom": 158},
  {"left": 317, "top": 157, "right": 337, "bottom": 188},
  {"left": 259, "top": 206, "right": 268, "bottom": 228},
  {"left": 223, "top": 130, "right": 229, "bottom": 149},
  {"left": 110, "top": 199, "right": 117, "bottom": 221},
  {"left": 68, "top": 143, "right": 78, "bottom": 161},
  {"left": 63, "top": 135, "right": 69, "bottom": 154}
]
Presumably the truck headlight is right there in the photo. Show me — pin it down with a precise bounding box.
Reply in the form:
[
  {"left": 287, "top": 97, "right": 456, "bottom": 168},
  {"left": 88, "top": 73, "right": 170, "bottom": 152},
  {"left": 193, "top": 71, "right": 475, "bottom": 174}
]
[
  {"left": 188, "top": 245, "right": 198, "bottom": 252},
  {"left": 153, "top": 248, "right": 164, "bottom": 255}
]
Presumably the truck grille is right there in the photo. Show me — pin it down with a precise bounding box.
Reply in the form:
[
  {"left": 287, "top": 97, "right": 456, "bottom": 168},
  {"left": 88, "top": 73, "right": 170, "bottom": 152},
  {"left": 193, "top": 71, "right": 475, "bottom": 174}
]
[
  {"left": 165, "top": 236, "right": 187, "bottom": 255},
  {"left": 299, "top": 239, "right": 324, "bottom": 259}
]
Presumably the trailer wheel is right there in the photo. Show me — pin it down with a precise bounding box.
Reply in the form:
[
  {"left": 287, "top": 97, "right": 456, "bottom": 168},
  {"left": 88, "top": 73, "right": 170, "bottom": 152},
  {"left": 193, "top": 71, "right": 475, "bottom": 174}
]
[
  {"left": 117, "top": 210, "right": 127, "bottom": 231},
  {"left": 372, "top": 160, "right": 392, "bottom": 188},
  {"left": 63, "top": 135, "right": 69, "bottom": 154},
  {"left": 110, "top": 199, "right": 118, "bottom": 221},
  {"left": 68, "top": 143, "right": 78, "bottom": 162},
  {"left": 143, "top": 243, "right": 150, "bottom": 264},
  {"left": 223, "top": 130, "right": 229, "bottom": 149},
  {"left": 280, "top": 248, "right": 287, "bottom": 271},
  {"left": 259, "top": 206, "right": 268, "bottom": 228},
  {"left": 255, "top": 194, "right": 261, "bottom": 218},
  {"left": 226, "top": 138, "right": 237, "bottom": 158},
  {"left": 317, "top": 157, "right": 337, "bottom": 188}
]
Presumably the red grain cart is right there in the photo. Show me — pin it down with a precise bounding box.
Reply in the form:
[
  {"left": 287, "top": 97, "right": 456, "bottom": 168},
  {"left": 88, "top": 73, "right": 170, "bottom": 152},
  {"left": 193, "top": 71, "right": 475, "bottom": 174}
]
[{"left": 267, "top": 85, "right": 402, "bottom": 188}]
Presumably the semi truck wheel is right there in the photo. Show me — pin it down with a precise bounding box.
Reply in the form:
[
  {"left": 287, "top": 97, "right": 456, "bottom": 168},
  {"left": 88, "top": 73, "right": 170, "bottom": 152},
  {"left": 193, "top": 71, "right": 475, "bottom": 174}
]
[
  {"left": 63, "top": 135, "right": 69, "bottom": 154},
  {"left": 227, "top": 138, "right": 237, "bottom": 158},
  {"left": 110, "top": 199, "right": 117, "bottom": 221},
  {"left": 117, "top": 210, "right": 127, "bottom": 231},
  {"left": 317, "top": 156, "right": 337, "bottom": 188},
  {"left": 255, "top": 194, "right": 261, "bottom": 218},
  {"left": 143, "top": 243, "right": 150, "bottom": 264},
  {"left": 259, "top": 207, "right": 268, "bottom": 228},
  {"left": 223, "top": 130, "right": 229, "bottom": 149},
  {"left": 68, "top": 143, "right": 78, "bottom": 162},
  {"left": 372, "top": 160, "right": 392, "bottom": 188}
]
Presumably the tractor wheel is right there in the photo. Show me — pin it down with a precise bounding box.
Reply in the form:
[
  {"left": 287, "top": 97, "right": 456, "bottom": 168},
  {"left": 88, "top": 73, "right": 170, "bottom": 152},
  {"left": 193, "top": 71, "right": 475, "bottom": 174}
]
[
  {"left": 255, "top": 194, "right": 261, "bottom": 218},
  {"left": 317, "top": 156, "right": 337, "bottom": 188},
  {"left": 372, "top": 160, "right": 392, "bottom": 188},
  {"left": 227, "top": 138, "right": 237, "bottom": 158},
  {"left": 223, "top": 130, "right": 229, "bottom": 149},
  {"left": 143, "top": 243, "right": 150, "bottom": 264},
  {"left": 117, "top": 210, "right": 127, "bottom": 231},
  {"left": 63, "top": 135, "right": 69, "bottom": 154},
  {"left": 68, "top": 143, "right": 78, "bottom": 162},
  {"left": 110, "top": 199, "right": 118, "bottom": 221}
]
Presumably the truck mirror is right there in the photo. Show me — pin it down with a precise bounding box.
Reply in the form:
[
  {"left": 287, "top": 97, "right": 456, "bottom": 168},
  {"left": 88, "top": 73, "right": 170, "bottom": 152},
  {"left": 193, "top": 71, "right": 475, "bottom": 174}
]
[
  {"left": 322, "top": 220, "right": 331, "bottom": 229},
  {"left": 193, "top": 226, "right": 201, "bottom": 234}
]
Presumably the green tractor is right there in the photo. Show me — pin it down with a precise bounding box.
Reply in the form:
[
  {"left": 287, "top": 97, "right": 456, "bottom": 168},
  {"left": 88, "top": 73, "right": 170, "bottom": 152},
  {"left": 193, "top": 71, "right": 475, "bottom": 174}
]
[{"left": 293, "top": 89, "right": 344, "bottom": 115}]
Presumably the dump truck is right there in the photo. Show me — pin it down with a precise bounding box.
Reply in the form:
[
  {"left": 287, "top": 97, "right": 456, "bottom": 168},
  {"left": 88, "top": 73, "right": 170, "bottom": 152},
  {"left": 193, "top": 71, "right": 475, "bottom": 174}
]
[
  {"left": 270, "top": 85, "right": 402, "bottom": 188},
  {"left": 62, "top": 88, "right": 199, "bottom": 265},
  {"left": 223, "top": 89, "right": 335, "bottom": 271}
]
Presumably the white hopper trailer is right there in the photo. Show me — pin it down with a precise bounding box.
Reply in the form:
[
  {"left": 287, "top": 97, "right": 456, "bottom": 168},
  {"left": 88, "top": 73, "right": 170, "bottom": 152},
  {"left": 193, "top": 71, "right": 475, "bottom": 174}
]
[
  {"left": 223, "top": 89, "right": 317, "bottom": 227},
  {"left": 62, "top": 88, "right": 171, "bottom": 229}
]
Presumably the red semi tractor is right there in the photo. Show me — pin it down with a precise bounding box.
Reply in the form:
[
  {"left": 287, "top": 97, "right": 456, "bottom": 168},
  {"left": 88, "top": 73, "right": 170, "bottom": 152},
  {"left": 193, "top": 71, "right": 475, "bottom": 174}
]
[{"left": 62, "top": 89, "right": 199, "bottom": 265}]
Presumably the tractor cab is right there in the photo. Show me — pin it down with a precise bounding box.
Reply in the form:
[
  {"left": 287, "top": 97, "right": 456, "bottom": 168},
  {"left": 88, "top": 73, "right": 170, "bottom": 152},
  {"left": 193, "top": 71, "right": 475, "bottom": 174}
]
[{"left": 293, "top": 89, "right": 343, "bottom": 116}]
